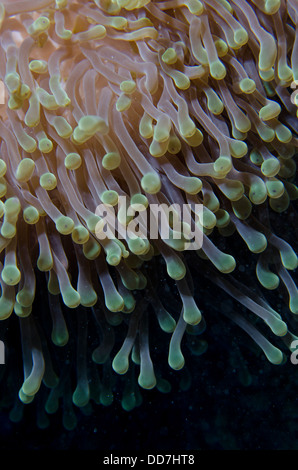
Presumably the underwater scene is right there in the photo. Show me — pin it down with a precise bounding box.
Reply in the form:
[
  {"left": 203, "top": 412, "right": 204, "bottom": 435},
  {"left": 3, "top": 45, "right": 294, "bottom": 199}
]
[{"left": 0, "top": 0, "right": 297, "bottom": 455}]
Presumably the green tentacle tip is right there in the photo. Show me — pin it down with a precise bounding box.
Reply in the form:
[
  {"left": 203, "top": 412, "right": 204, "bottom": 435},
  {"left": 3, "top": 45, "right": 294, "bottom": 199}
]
[
  {"left": 259, "top": 102, "right": 281, "bottom": 121},
  {"left": 83, "top": 238, "right": 101, "bottom": 260},
  {"left": 5, "top": 72, "right": 21, "bottom": 94},
  {"left": 62, "top": 410, "right": 77, "bottom": 431},
  {"left": 247, "top": 232, "right": 267, "bottom": 253},
  {"left": 269, "top": 317, "right": 287, "bottom": 337},
  {"left": 265, "top": 347, "right": 283, "bottom": 365},
  {"left": 16, "top": 288, "right": 34, "bottom": 308},
  {"left": 162, "top": 47, "right": 177, "bottom": 65},
  {"left": 0, "top": 296, "right": 14, "bottom": 320},
  {"left": 186, "top": 0, "right": 204, "bottom": 15},
  {"left": 47, "top": 271, "right": 60, "bottom": 295},
  {"left": 141, "top": 172, "right": 161, "bottom": 194},
  {"left": 40, "top": 172, "right": 57, "bottom": 190},
  {"left": 38, "top": 137, "right": 53, "bottom": 153},
  {"left": 106, "top": 246, "right": 122, "bottom": 266},
  {"left": 18, "top": 388, "right": 34, "bottom": 404},
  {"left": 127, "top": 236, "right": 148, "bottom": 256},
  {"left": 61, "top": 286, "right": 81, "bottom": 309},
  {"left": 23, "top": 206, "right": 40, "bottom": 225},
  {"left": 139, "top": 113, "right": 154, "bottom": 139},
  {"left": 214, "top": 253, "right": 236, "bottom": 273},
  {"left": 138, "top": 370, "right": 157, "bottom": 390},
  {"left": 121, "top": 291, "right": 136, "bottom": 313},
  {"left": 261, "top": 158, "right": 280, "bottom": 177},
  {"left": 29, "top": 59, "right": 48, "bottom": 74},
  {"left": 290, "top": 293, "right": 298, "bottom": 315},
  {"left": 156, "top": 378, "right": 172, "bottom": 394},
  {"left": 158, "top": 311, "right": 176, "bottom": 333},
  {"left": 183, "top": 305, "right": 202, "bottom": 325},
  {"left": 199, "top": 208, "right": 217, "bottom": 229},
  {"left": 55, "top": 216, "right": 75, "bottom": 235},
  {"left": 4, "top": 197, "right": 21, "bottom": 217},
  {"left": 168, "top": 345, "right": 185, "bottom": 371},
  {"left": 14, "top": 302, "right": 32, "bottom": 318},
  {"left": 116, "top": 94, "right": 132, "bottom": 112},
  {"left": 279, "top": 246, "right": 298, "bottom": 271},
  {"left": 275, "top": 123, "right": 292, "bottom": 143},
  {"left": 166, "top": 258, "right": 186, "bottom": 281},
  {"left": 234, "top": 28, "right": 248, "bottom": 46},
  {"left": 215, "top": 209, "right": 230, "bottom": 228},
  {"left": 54, "top": 117, "right": 73, "bottom": 138},
  {"left": 214, "top": 157, "right": 232, "bottom": 175},
  {"left": 121, "top": 394, "right": 137, "bottom": 412},
  {"left": 1, "top": 221, "right": 16, "bottom": 239},
  {"left": 184, "top": 177, "right": 202, "bottom": 195},
  {"left": 249, "top": 182, "right": 267, "bottom": 205},
  {"left": 21, "top": 376, "right": 40, "bottom": 398},
  {"left": 256, "top": 262, "right": 280, "bottom": 290},
  {"left": 101, "top": 190, "right": 119, "bottom": 206},
  {"left": 99, "top": 391, "right": 114, "bottom": 407},
  {"left": 223, "top": 180, "right": 244, "bottom": 201},
  {"left": 37, "top": 253, "right": 53, "bottom": 272},
  {"left": 172, "top": 71, "right": 190, "bottom": 90},
  {"left": 112, "top": 352, "right": 129, "bottom": 375},
  {"left": 51, "top": 326, "right": 69, "bottom": 347},
  {"left": 28, "top": 16, "right": 50, "bottom": 36},
  {"left": 232, "top": 196, "right": 252, "bottom": 220},
  {"left": 206, "top": 89, "right": 224, "bottom": 115},
  {"left": 80, "top": 288, "right": 98, "bottom": 307},
  {"left": 105, "top": 292, "right": 124, "bottom": 313},
  {"left": 44, "top": 393, "right": 59, "bottom": 415},
  {"left": 250, "top": 149, "right": 263, "bottom": 165},
  {"left": 16, "top": 157, "right": 35, "bottom": 182},
  {"left": 78, "top": 115, "right": 108, "bottom": 135},
  {"left": 179, "top": 116, "right": 196, "bottom": 139},
  {"left": 229, "top": 140, "right": 248, "bottom": 158},
  {"left": 120, "top": 80, "right": 136, "bottom": 94},
  {"left": 266, "top": 180, "right": 284, "bottom": 199},
  {"left": 71, "top": 225, "right": 89, "bottom": 244},
  {"left": 102, "top": 152, "right": 121, "bottom": 171},
  {"left": 72, "top": 384, "right": 90, "bottom": 408},
  {"left": 265, "top": 0, "right": 281, "bottom": 14},
  {"left": 210, "top": 60, "right": 226, "bottom": 80},
  {"left": 239, "top": 78, "right": 256, "bottom": 94},
  {"left": 1, "top": 265, "right": 21, "bottom": 286}
]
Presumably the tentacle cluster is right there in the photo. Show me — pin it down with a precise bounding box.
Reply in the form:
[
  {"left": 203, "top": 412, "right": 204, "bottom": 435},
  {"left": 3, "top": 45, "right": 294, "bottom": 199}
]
[{"left": 0, "top": 0, "right": 297, "bottom": 428}]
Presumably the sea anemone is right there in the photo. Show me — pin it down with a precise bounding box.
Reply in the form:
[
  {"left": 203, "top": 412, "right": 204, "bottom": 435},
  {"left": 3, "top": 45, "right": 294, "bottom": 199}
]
[{"left": 0, "top": 0, "right": 297, "bottom": 430}]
